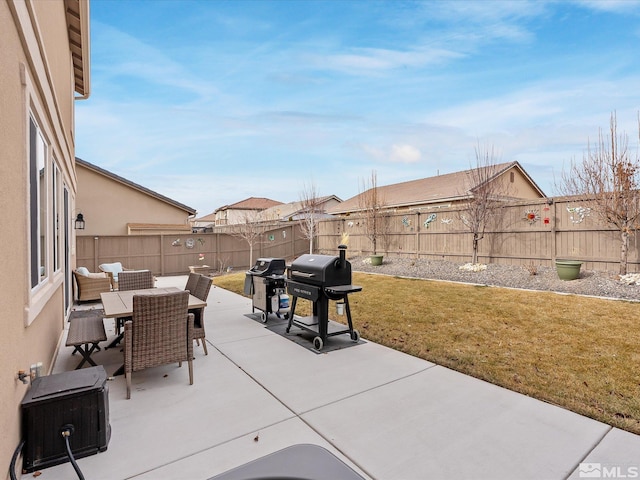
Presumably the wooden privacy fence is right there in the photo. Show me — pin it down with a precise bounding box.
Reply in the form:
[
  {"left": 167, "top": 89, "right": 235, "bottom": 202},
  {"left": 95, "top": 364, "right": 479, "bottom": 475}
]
[
  {"left": 77, "top": 197, "right": 640, "bottom": 276},
  {"left": 76, "top": 223, "right": 309, "bottom": 276},
  {"left": 316, "top": 197, "right": 640, "bottom": 273}
]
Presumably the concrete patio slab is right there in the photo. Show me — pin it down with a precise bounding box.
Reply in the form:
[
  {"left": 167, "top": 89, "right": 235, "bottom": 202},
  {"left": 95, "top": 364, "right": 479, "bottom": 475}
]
[
  {"left": 215, "top": 331, "right": 434, "bottom": 414},
  {"left": 302, "top": 365, "right": 611, "bottom": 479},
  {"left": 38, "top": 348, "right": 296, "bottom": 480},
  {"left": 134, "top": 417, "right": 371, "bottom": 480},
  {"left": 567, "top": 428, "right": 640, "bottom": 479}
]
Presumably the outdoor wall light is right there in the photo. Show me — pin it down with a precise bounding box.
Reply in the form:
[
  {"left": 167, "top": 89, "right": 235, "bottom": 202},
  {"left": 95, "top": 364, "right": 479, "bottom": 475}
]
[{"left": 74, "top": 213, "right": 85, "bottom": 230}]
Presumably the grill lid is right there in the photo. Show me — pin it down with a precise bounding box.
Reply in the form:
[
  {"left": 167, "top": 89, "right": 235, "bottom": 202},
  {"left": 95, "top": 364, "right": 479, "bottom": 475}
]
[
  {"left": 247, "top": 258, "right": 286, "bottom": 277},
  {"left": 289, "top": 251, "right": 351, "bottom": 287}
]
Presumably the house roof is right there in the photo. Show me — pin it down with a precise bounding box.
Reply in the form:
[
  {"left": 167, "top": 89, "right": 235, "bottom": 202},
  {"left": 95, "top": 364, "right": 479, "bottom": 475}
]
[
  {"left": 261, "top": 195, "right": 342, "bottom": 221},
  {"left": 328, "top": 161, "right": 546, "bottom": 214},
  {"left": 75, "top": 157, "right": 197, "bottom": 215},
  {"left": 64, "top": 0, "right": 90, "bottom": 97},
  {"left": 213, "top": 197, "right": 283, "bottom": 214}
]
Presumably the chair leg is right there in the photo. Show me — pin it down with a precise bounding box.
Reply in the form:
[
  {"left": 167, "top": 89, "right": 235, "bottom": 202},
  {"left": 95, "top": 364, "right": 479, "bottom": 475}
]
[
  {"left": 188, "top": 358, "right": 193, "bottom": 385},
  {"left": 201, "top": 338, "right": 208, "bottom": 355},
  {"left": 125, "top": 372, "right": 131, "bottom": 399}
]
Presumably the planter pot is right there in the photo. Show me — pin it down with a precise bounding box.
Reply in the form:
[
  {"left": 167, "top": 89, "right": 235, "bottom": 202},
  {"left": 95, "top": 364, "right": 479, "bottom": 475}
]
[
  {"left": 555, "top": 260, "right": 582, "bottom": 281},
  {"left": 370, "top": 255, "right": 384, "bottom": 266}
]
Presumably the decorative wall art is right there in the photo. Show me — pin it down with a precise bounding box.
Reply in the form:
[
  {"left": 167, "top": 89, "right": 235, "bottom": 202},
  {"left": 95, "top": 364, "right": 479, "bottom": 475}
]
[
  {"left": 524, "top": 209, "right": 539, "bottom": 224},
  {"left": 441, "top": 218, "right": 453, "bottom": 225},
  {"left": 402, "top": 216, "right": 411, "bottom": 227},
  {"left": 567, "top": 206, "right": 591, "bottom": 224},
  {"left": 423, "top": 213, "right": 437, "bottom": 228},
  {"left": 172, "top": 238, "right": 182, "bottom": 247},
  {"left": 185, "top": 238, "right": 195, "bottom": 249}
]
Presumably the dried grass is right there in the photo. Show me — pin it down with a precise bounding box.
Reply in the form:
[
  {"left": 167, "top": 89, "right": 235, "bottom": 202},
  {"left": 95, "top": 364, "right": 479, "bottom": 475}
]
[{"left": 214, "top": 272, "right": 640, "bottom": 434}]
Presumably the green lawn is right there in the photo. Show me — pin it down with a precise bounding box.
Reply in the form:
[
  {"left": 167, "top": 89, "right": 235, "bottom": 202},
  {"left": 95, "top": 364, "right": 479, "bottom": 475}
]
[{"left": 214, "top": 271, "right": 640, "bottom": 435}]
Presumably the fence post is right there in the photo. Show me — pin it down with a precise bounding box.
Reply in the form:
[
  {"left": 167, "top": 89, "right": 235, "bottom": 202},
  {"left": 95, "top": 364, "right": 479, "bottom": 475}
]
[
  {"left": 160, "top": 234, "right": 165, "bottom": 276},
  {"left": 550, "top": 199, "right": 557, "bottom": 264},
  {"left": 415, "top": 212, "right": 420, "bottom": 260},
  {"left": 93, "top": 236, "right": 99, "bottom": 271},
  {"left": 290, "top": 224, "right": 295, "bottom": 257}
]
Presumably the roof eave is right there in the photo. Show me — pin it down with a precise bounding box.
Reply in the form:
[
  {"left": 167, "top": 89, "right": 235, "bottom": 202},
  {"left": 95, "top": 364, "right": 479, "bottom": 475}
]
[{"left": 65, "top": 0, "right": 90, "bottom": 98}]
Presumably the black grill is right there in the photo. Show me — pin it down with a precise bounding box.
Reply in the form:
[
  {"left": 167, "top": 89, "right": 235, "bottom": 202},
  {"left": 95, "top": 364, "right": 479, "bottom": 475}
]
[
  {"left": 244, "top": 258, "right": 289, "bottom": 323},
  {"left": 289, "top": 252, "right": 351, "bottom": 288},
  {"left": 286, "top": 245, "right": 361, "bottom": 350}
]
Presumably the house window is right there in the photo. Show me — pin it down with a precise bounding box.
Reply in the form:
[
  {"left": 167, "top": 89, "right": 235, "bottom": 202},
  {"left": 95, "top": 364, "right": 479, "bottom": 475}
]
[
  {"left": 29, "top": 116, "right": 48, "bottom": 288},
  {"left": 510, "top": 171, "right": 515, "bottom": 183},
  {"left": 53, "top": 163, "right": 61, "bottom": 272}
]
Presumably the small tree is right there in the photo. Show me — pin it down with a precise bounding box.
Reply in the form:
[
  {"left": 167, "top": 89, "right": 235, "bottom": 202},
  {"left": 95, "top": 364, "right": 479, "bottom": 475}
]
[
  {"left": 298, "top": 180, "right": 322, "bottom": 254},
  {"left": 459, "top": 144, "right": 511, "bottom": 265},
  {"left": 231, "top": 211, "right": 266, "bottom": 267},
  {"left": 358, "top": 170, "right": 388, "bottom": 256},
  {"left": 559, "top": 112, "right": 640, "bottom": 275}
]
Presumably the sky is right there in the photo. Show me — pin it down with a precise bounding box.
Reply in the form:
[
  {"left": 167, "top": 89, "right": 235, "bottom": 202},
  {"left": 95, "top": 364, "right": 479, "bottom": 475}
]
[{"left": 76, "top": 0, "right": 640, "bottom": 217}]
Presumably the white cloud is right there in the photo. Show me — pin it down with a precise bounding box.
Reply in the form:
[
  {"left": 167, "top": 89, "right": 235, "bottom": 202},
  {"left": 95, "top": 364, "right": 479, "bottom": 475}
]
[
  {"left": 390, "top": 144, "right": 422, "bottom": 163},
  {"left": 305, "top": 46, "right": 463, "bottom": 75}
]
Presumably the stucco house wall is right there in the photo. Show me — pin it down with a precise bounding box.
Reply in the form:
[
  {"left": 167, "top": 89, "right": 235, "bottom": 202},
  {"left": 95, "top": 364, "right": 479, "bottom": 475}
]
[
  {"left": 0, "top": 1, "right": 89, "bottom": 476},
  {"left": 76, "top": 159, "right": 196, "bottom": 236}
]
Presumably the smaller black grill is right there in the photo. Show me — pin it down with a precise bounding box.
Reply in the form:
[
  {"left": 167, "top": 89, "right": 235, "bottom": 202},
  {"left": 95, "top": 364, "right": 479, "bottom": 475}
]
[
  {"left": 244, "top": 258, "right": 289, "bottom": 323},
  {"left": 247, "top": 258, "right": 286, "bottom": 277},
  {"left": 286, "top": 245, "right": 361, "bottom": 350}
]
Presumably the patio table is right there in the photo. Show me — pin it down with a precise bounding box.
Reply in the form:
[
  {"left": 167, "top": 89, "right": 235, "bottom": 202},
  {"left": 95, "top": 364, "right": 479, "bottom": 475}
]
[{"left": 101, "top": 287, "right": 207, "bottom": 319}]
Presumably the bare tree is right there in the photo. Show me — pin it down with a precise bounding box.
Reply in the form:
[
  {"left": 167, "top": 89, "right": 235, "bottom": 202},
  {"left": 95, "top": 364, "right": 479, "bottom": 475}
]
[
  {"left": 298, "top": 180, "right": 322, "bottom": 254},
  {"left": 559, "top": 112, "right": 640, "bottom": 275},
  {"left": 358, "top": 170, "right": 388, "bottom": 256},
  {"left": 459, "top": 144, "right": 511, "bottom": 265},
  {"left": 231, "top": 211, "right": 266, "bottom": 267}
]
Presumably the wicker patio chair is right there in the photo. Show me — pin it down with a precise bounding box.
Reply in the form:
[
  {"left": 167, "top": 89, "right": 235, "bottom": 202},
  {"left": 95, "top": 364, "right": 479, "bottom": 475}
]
[
  {"left": 190, "top": 274, "right": 212, "bottom": 355},
  {"left": 72, "top": 269, "right": 112, "bottom": 302},
  {"left": 184, "top": 272, "right": 200, "bottom": 294},
  {"left": 124, "top": 290, "right": 194, "bottom": 399},
  {"left": 99, "top": 262, "right": 133, "bottom": 290},
  {"left": 111, "top": 270, "right": 156, "bottom": 339},
  {"left": 118, "top": 270, "right": 155, "bottom": 291}
]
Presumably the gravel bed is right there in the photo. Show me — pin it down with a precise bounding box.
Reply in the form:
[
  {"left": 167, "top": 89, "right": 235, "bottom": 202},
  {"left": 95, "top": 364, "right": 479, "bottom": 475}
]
[{"left": 351, "top": 256, "right": 640, "bottom": 302}]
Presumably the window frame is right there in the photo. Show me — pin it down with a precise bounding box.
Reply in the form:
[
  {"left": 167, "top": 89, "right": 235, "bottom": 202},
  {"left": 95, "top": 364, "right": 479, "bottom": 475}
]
[{"left": 29, "top": 115, "right": 48, "bottom": 289}]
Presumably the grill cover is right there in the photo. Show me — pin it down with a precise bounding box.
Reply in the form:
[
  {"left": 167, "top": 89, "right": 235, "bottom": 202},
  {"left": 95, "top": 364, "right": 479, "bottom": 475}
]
[{"left": 289, "top": 254, "right": 351, "bottom": 287}]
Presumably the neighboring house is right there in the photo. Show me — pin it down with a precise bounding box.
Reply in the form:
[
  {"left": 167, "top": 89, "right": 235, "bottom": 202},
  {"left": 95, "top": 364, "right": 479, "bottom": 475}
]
[
  {"left": 195, "top": 197, "right": 283, "bottom": 227},
  {"left": 328, "top": 162, "right": 546, "bottom": 215},
  {"left": 76, "top": 158, "right": 196, "bottom": 236},
  {"left": 260, "top": 195, "right": 342, "bottom": 222},
  {"left": 190, "top": 210, "right": 217, "bottom": 232},
  {"left": 1, "top": 0, "right": 90, "bottom": 474}
]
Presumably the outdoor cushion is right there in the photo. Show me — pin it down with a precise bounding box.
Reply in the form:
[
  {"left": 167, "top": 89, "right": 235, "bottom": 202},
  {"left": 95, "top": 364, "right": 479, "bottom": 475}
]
[
  {"left": 76, "top": 266, "right": 90, "bottom": 276},
  {"left": 99, "top": 262, "right": 124, "bottom": 281},
  {"left": 86, "top": 272, "right": 108, "bottom": 279}
]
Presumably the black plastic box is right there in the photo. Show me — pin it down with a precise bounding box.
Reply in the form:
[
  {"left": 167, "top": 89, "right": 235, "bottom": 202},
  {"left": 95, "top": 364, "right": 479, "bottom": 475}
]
[{"left": 21, "top": 366, "right": 110, "bottom": 472}]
